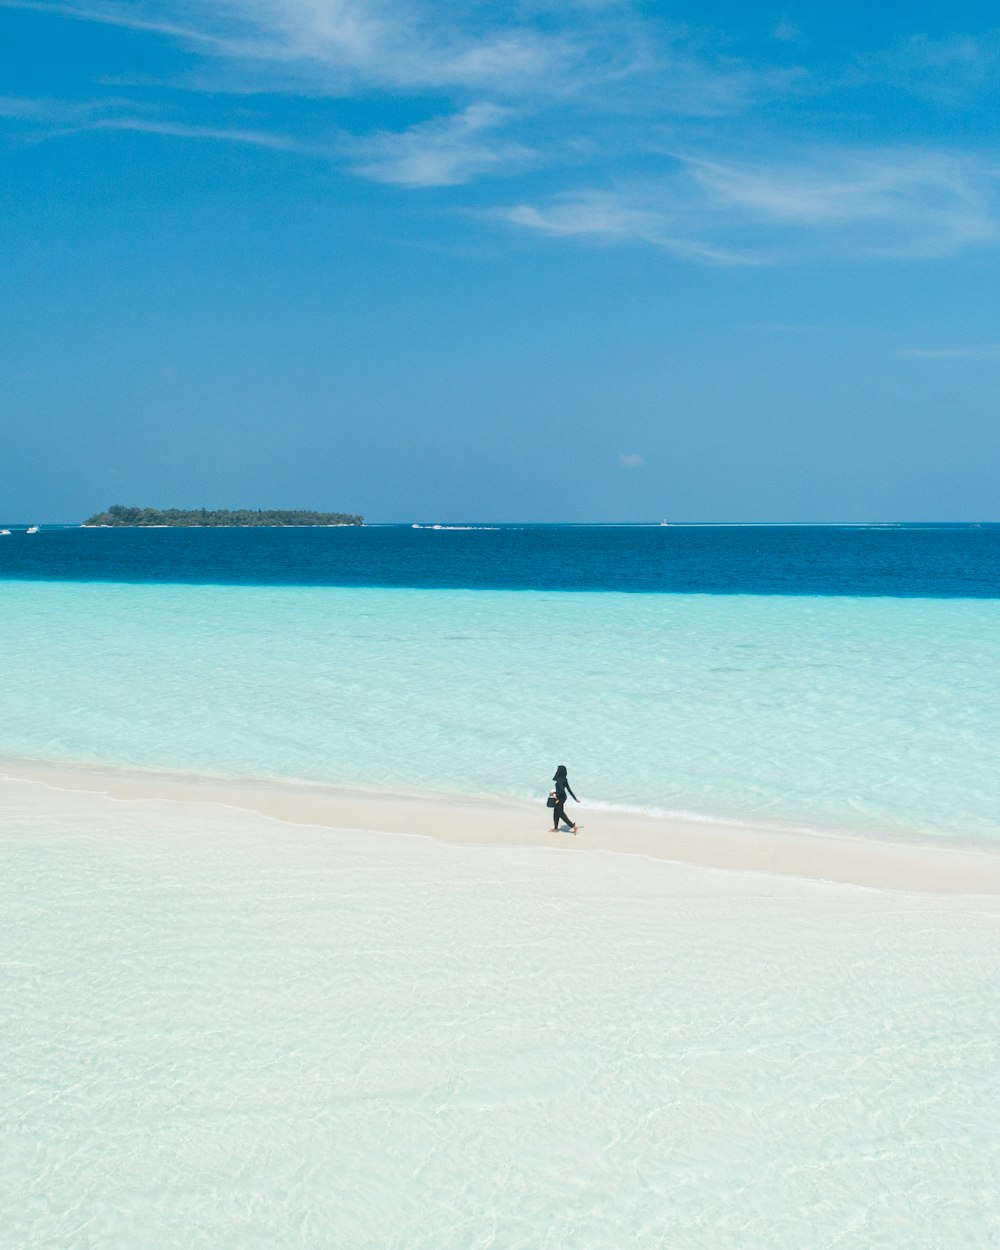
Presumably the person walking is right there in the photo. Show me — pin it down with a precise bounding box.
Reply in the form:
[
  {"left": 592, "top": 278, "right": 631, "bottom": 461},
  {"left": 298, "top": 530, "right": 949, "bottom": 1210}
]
[{"left": 550, "top": 764, "right": 579, "bottom": 834}]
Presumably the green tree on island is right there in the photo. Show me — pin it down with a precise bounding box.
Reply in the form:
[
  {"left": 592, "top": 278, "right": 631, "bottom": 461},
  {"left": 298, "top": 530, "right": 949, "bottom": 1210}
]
[{"left": 84, "top": 505, "right": 364, "bottom": 527}]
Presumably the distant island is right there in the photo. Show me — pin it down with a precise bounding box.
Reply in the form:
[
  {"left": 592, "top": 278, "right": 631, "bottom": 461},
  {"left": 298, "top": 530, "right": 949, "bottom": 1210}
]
[{"left": 83, "top": 505, "right": 364, "bottom": 527}]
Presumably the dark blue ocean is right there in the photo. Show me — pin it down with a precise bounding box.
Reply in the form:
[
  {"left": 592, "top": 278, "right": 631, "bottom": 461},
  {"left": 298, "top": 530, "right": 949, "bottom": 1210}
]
[{"left": 1, "top": 524, "right": 999, "bottom": 595}]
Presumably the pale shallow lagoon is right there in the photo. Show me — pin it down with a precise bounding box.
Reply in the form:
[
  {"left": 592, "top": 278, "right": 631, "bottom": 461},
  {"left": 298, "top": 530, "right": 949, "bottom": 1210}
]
[
  {"left": 1, "top": 580, "right": 998, "bottom": 844},
  {"left": 3, "top": 780, "right": 999, "bottom": 1250}
]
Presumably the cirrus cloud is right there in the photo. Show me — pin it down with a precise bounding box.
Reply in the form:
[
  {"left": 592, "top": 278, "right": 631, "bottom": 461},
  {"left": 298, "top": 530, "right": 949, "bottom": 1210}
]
[
  {"left": 4, "top": 1, "right": 1000, "bottom": 266},
  {"left": 497, "top": 147, "right": 1000, "bottom": 263},
  {"left": 348, "top": 102, "right": 533, "bottom": 187}
]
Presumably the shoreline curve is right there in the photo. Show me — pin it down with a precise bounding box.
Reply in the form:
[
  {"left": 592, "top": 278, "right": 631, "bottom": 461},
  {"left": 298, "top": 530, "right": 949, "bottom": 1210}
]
[{"left": 2, "top": 754, "right": 999, "bottom": 896}]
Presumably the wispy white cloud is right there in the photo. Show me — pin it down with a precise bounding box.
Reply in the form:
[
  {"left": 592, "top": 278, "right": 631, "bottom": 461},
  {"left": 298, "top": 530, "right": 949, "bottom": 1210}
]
[
  {"left": 0, "top": 0, "right": 808, "bottom": 200},
  {"left": 85, "top": 117, "right": 330, "bottom": 155},
  {"left": 854, "top": 31, "right": 1000, "bottom": 103},
  {"left": 1, "top": 0, "right": 808, "bottom": 114},
  {"left": 5, "top": 0, "right": 1000, "bottom": 267},
  {"left": 684, "top": 148, "right": 1000, "bottom": 253},
  {"left": 499, "top": 192, "right": 662, "bottom": 242},
  {"left": 211, "top": 0, "right": 577, "bottom": 95},
  {"left": 772, "top": 18, "right": 801, "bottom": 44},
  {"left": 897, "top": 346, "right": 996, "bottom": 359},
  {"left": 618, "top": 452, "right": 644, "bottom": 468},
  {"left": 349, "top": 102, "right": 532, "bottom": 187},
  {"left": 496, "top": 191, "right": 760, "bottom": 265},
  {"left": 0, "top": 92, "right": 118, "bottom": 124},
  {"left": 0, "top": 0, "right": 625, "bottom": 96},
  {"left": 499, "top": 147, "right": 1000, "bottom": 263},
  {"left": 0, "top": 0, "right": 233, "bottom": 47},
  {"left": 0, "top": 90, "right": 328, "bottom": 156}
]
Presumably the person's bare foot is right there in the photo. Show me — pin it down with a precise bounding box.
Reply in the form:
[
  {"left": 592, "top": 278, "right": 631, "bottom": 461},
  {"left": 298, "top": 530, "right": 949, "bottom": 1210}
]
[{"left": 572, "top": 824, "right": 578, "bottom": 834}]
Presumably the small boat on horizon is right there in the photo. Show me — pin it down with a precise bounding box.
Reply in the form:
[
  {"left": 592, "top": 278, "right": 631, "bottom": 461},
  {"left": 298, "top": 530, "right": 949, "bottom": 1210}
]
[{"left": 26, "top": 525, "right": 40, "bottom": 534}]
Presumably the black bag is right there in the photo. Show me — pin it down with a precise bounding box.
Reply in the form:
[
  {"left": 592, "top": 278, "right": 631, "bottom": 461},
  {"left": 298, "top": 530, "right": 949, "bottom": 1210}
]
[{"left": 546, "top": 791, "right": 557, "bottom": 808}]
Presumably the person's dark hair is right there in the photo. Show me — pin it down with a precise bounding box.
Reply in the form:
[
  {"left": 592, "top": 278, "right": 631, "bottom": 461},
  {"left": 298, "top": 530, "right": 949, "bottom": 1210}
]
[{"left": 553, "top": 764, "right": 567, "bottom": 781}]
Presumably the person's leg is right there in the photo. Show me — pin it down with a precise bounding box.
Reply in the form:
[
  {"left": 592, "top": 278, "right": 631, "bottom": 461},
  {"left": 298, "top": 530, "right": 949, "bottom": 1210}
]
[
  {"left": 552, "top": 798, "right": 564, "bottom": 829},
  {"left": 559, "top": 798, "right": 577, "bottom": 832}
]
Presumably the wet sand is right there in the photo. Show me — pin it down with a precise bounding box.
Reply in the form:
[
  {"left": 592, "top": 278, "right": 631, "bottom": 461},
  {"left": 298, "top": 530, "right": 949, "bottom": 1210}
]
[{"left": 3, "top": 755, "right": 998, "bottom": 895}]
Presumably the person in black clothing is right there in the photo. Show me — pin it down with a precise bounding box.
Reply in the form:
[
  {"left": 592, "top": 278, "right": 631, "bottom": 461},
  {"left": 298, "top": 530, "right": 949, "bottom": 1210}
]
[{"left": 550, "top": 764, "right": 579, "bottom": 834}]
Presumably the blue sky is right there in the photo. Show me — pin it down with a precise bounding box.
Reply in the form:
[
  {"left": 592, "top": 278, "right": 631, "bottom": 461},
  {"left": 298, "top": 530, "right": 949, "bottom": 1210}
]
[{"left": 3, "top": 1, "right": 1000, "bottom": 522}]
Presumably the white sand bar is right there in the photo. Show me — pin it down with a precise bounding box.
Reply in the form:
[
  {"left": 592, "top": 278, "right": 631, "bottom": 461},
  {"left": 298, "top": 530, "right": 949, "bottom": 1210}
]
[
  {"left": 3, "top": 755, "right": 999, "bottom": 894},
  {"left": 3, "top": 771, "right": 999, "bottom": 1249}
]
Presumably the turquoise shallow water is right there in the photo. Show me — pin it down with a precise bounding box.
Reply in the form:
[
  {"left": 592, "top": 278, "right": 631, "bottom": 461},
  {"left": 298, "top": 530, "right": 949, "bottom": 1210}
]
[
  {"left": 2, "top": 580, "right": 998, "bottom": 842},
  {"left": 5, "top": 574, "right": 999, "bottom": 1248},
  {"left": 3, "top": 784, "right": 998, "bottom": 1250}
]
